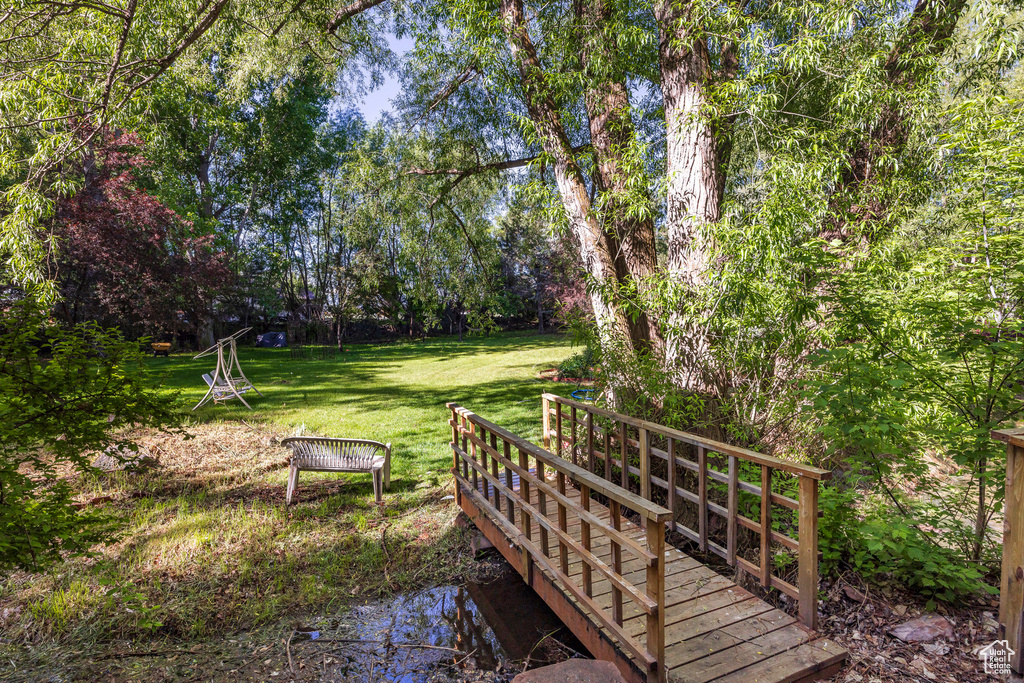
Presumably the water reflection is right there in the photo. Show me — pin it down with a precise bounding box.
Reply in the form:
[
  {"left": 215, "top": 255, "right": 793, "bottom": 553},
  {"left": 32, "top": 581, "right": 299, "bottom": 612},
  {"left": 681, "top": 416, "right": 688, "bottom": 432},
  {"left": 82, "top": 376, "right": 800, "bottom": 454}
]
[{"left": 303, "top": 561, "right": 588, "bottom": 681}]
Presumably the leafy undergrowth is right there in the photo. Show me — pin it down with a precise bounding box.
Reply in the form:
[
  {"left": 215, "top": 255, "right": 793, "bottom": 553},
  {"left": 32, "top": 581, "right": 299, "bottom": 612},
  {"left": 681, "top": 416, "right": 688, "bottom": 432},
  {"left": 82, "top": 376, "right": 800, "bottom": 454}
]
[{"left": 0, "top": 420, "right": 478, "bottom": 674}]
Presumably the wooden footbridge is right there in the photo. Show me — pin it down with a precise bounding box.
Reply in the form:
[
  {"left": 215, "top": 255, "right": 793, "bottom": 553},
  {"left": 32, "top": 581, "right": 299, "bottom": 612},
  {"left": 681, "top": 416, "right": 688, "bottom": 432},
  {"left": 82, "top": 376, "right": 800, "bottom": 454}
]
[{"left": 447, "top": 394, "right": 847, "bottom": 683}]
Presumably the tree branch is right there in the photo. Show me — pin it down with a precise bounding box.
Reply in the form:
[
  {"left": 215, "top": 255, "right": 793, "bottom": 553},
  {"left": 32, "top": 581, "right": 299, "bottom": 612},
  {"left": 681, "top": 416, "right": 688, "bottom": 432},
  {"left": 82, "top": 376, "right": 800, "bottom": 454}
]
[{"left": 326, "top": 0, "right": 389, "bottom": 33}]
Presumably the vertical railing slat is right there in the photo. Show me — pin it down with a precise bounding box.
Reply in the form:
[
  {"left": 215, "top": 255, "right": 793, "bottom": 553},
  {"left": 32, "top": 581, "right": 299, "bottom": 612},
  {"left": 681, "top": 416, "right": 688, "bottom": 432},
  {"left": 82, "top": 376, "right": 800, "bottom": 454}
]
[
  {"left": 503, "top": 439, "right": 515, "bottom": 525},
  {"left": 760, "top": 465, "right": 773, "bottom": 587},
  {"left": 619, "top": 421, "right": 628, "bottom": 490},
  {"left": 542, "top": 395, "right": 551, "bottom": 450},
  {"left": 667, "top": 437, "right": 677, "bottom": 533},
  {"left": 556, "top": 471, "right": 569, "bottom": 575},
  {"left": 610, "top": 499, "right": 623, "bottom": 625},
  {"left": 537, "top": 459, "right": 549, "bottom": 557},
  {"left": 587, "top": 411, "right": 595, "bottom": 473},
  {"left": 570, "top": 405, "right": 578, "bottom": 465},
  {"left": 451, "top": 408, "right": 461, "bottom": 505},
  {"left": 555, "top": 401, "right": 563, "bottom": 458},
  {"left": 727, "top": 455, "right": 738, "bottom": 567},
  {"left": 698, "top": 445, "right": 708, "bottom": 553},
  {"left": 604, "top": 428, "right": 612, "bottom": 483},
  {"left": 581, "top": 483, "right": 592, "bottom": 597}
]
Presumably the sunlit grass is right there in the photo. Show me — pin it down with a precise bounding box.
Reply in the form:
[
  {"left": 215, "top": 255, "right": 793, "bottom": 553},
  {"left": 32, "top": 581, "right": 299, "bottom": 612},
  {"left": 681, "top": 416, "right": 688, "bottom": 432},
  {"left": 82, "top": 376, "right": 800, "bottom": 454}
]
[{"left": 0, "top": 331, "right": 574, "bottom": 663}]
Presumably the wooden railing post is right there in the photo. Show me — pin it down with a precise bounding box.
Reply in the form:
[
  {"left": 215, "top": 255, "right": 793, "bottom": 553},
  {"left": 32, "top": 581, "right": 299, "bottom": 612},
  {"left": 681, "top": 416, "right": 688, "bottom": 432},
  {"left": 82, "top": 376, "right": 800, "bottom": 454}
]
[
  {"left": 610, "top": 499, "right": 623, "bottom": 625},
  {"left": 646, "top": 519, "right": 666, "bottom": 683},
  {"left": 995, "top": 428, "right": 1024, "bottom": 673},
  {"left": 451, "top": 406, "right": 460, "bottom": 504},
  {"left": 586, "top": 411, "right": 595, "bottom": 473},
  {"left": 727, "top": 455, "right": 738, "bottom": 566},
  {"left": 760, "top": 465, "right": 773, "bottom": 587},
  {"left": 697, "top": 445, "right": 708, "bottom": 553},
  {"left": 798, "top": 475, "right": 819, "bottom": 630},
  {"left": 639, "top": 428, "right": 651, "bottom": 502},
  {"left": 555, "top": 401, "right": 563, "bottom": 458},
  {"left": 542, "top": 395, "right": 551, "bottom": 449},
  {"left": 619, "top": 421, "right": 628, "bottom": 490},
  {"left": 570, "top": 404, "right": 578, "bottom": 465}
]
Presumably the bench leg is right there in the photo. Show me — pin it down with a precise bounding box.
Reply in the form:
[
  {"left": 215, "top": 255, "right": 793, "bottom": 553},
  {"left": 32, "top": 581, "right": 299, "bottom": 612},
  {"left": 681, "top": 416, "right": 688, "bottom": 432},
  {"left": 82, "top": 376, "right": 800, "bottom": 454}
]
[
  {"left": 286, "top": 464, "right": 299, "bottom": 504},
  {"left": 373, "top": 469, "right": 383, "bottom": 503}
]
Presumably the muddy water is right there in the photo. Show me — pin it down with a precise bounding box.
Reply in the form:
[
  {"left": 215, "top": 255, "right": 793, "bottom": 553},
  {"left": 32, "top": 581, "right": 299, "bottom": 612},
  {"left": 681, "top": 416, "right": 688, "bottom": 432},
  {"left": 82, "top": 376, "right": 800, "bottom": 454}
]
[{"left": 301, "top": 557, "right": 589, "bottom": 682}]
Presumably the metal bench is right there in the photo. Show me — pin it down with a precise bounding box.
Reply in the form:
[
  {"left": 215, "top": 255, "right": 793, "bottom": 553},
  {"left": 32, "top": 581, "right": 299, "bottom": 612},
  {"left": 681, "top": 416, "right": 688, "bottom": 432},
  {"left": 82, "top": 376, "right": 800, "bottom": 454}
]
[{"left": 280, "top": 437, "right": 391, "bottom": 503}]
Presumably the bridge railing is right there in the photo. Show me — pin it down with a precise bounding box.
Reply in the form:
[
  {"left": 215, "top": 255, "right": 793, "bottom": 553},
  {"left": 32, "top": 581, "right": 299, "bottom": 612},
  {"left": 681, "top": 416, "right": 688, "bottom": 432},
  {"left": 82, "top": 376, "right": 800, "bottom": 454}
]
[
  {"left": 448, "top": 403, "right": 672, "bottom": 683},
  {"left": 542, "top": 393, "right": 831, "bottom": 629}
]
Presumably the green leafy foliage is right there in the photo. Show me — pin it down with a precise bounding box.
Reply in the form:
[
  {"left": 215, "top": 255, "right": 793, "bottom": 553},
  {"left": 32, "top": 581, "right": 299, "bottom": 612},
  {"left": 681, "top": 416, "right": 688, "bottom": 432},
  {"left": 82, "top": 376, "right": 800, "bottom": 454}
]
[
  {"left": 819, "top": 486, "right": 995, "bottom": 603},
  {"left": 0, "top": 299, "right": 181, "bottom": 572}
]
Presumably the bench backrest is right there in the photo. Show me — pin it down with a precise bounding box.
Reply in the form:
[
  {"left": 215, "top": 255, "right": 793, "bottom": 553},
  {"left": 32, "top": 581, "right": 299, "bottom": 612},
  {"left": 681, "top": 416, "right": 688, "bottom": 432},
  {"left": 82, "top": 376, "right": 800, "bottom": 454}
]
[{"left": 281, "top": 437, "right": 387, "bottom": 470}]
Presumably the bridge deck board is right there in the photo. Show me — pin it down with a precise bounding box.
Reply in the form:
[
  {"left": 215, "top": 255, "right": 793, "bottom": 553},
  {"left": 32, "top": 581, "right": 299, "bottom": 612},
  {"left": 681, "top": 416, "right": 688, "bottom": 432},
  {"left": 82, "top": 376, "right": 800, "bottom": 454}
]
[{"left": 464, "top": 470, "right": 845, "bottom": 683}]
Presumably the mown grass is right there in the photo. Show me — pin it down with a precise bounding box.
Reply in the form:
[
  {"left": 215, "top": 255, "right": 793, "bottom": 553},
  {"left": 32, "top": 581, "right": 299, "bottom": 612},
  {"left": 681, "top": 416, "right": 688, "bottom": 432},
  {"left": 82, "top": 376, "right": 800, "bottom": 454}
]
[{"left": 0, "top": 332, "right": 574, "bottom": 678}]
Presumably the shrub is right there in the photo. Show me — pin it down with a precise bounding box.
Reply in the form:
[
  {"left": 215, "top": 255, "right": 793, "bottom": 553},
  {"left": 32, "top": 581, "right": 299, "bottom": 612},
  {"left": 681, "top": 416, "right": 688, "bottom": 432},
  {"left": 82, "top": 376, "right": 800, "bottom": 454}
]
[{"left": 0, "top": 298, "right": 181, "bottom": 572}]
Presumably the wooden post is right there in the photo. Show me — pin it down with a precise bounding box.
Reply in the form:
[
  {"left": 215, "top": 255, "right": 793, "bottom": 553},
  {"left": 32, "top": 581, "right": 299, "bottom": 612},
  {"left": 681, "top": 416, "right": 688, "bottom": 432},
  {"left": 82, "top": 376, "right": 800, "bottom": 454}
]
[
  {"left": 798, "top": 475, "right": 819, "bottom": 630},
  {"left": 646, "top": 519, "right": 666, "bottom": 683},
  {"left": 619, "top": 421, "right": 629, "bottom": 490},
  {"left": 557, "top": 471, "right": 569, "bottom": 575},
  {"left": 460, "top": 415, "right": 469, "bottom": 481},
  {"left": 469, "top": 419, "right": 479, "bottom": 492},
  {"left": 610, "top": 499, "right": 623, "bottom": 625},
  {"left": 542, "top": 395, "right": 551, "bottom": 450},
  {"left": 667, "top": 438, "right": 677, "bottom": 532},
  {"left": 490, "top": 431, "right": 501, "bottom": 512},
  {"left": 451, "top": 407, "right": 461, "bottom": 504},
  {"left": 760, "top": 465, "right": 773, "bottom": 587},
  {"left": 640, "top": 428, "right": 651, "bottom": 500},
  {"left": 581, "top": 483, "right": 592, "bottom": 596},
  {"left": 503, "top": 439, "right": 514, "bottom": 525},
  {"left": 570, "top": 405, "right": 578, "bottom": 465},
  {"left": 555, "top": 401, "right": 563, "bottom": 458},
  {"left": 586, "top": 411, "right": 595, "bottom": 473},
  {"left": 518, "top": 447, "right": 533, "bottom": 580},
  {"left": 727, "top": 455, "right": 738, "bottom": 567},
  {"left": 604, "top": 428, "right": 612, "bottom": 482},
  {"left": 698, "top": 446, "right": 708, "bottom": 553},
  {"left": 995, "top": 428, "right": 1024, "bottom": 673},
  {"left": 537, "top": 460, "right": 550, "bottom": 557}
]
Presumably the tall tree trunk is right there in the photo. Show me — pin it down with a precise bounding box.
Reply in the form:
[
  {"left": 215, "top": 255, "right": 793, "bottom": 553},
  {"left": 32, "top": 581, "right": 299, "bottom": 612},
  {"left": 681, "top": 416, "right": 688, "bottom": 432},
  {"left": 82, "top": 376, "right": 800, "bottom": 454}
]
[
  {"left": 578, "top": 0, "right": 663, "bottom": 357},
  {"left": 654, "top": 0, "right": 724, "bottom": 386},
  {"left": 501, "top": 0, "right": 644, "bottom": 362}
]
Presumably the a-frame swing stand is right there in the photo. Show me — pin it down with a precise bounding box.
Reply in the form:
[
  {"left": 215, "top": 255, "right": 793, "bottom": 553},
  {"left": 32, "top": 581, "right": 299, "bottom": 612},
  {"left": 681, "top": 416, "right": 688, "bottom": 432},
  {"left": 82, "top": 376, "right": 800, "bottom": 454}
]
[{"left": 192, "top": 327, "right": 263, "bottom": 410}]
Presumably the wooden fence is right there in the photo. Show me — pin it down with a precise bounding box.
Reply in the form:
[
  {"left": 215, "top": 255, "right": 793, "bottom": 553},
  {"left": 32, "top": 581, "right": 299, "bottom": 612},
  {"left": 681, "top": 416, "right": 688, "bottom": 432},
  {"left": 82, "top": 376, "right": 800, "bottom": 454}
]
[
  {"left": 994, "top": 427, "right": 1024, "bottom": 674},
  {"left": 448, "top": 403, "right": 673, "bottom": 683},
  {"left": 542, "top": 393, "right": 830, "bottom": 629}
]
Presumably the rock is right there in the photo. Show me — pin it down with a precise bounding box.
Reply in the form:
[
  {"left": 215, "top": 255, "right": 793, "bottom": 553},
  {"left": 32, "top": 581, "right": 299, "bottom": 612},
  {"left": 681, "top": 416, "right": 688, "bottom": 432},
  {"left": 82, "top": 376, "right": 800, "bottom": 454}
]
[
  {"left": 922, "top": 642, "right": 950, "bottom": 656},
  {"left": 470, "top": 530, "right": 494, "bottom": 554},
  {"left": 843, "top": 586, "right": 868, "bottom": 603},
  {"left": 892, "top": 604, "right": 907, "bottom": 616},
  {"left": 889, "top": 614, "right": 954, "bottom": 643},
  {"left": 513, "top": 660, "right": 626, "bottom": 683}
]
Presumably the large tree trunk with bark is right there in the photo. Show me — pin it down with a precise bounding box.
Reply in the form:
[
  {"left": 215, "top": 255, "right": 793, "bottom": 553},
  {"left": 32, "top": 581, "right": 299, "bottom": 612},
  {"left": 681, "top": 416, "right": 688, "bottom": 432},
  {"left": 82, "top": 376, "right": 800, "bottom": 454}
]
[
  {"left": 501, "top": 0, "right": 643, "bottom": 359},
  {"left": 578, "top": 0, "right": 664, "bottom": 357},
  {"left": 654, "top": 0, "right": 724, "bottom": 387}
]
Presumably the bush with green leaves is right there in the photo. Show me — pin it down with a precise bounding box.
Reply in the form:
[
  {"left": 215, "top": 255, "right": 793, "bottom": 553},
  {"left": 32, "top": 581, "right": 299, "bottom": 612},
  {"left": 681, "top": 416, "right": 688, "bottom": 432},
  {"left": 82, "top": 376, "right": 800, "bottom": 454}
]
[
  {"left": 803, "top": 96, "right": 1024, "bottom": 597},
  {"left": 0, "top": 298, "right": 181, "bottom": 572},
  {"left": 558, "top": 347, "right": 596, "bottom": 381}
]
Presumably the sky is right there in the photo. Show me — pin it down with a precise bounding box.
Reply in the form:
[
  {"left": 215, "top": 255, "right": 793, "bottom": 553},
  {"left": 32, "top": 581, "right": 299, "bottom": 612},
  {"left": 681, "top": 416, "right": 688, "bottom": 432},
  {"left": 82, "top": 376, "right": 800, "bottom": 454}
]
[{"left": 357, "top": 36, "right": 415, "bottom": 123}]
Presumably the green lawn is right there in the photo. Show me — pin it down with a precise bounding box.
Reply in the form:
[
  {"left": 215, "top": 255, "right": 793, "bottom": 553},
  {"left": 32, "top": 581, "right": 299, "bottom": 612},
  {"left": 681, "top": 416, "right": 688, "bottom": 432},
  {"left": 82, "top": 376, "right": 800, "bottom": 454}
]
[
  {"left": 160, "top": 331, "right": 574, "bottom": 483},
  {"left": 0, "top": 332, "right": 575, "bottom": 680}
]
